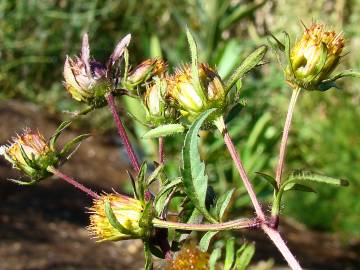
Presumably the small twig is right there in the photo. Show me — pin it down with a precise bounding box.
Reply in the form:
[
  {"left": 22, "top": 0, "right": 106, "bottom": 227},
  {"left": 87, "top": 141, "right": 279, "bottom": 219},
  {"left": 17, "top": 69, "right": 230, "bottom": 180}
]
[
  {"left": 275, "top": 87, "right": 301, "bottom": 187},
  {"left": 47, "top": 166, "right": 99, "bottom": 199},
  {"left": 106, "top": 93, "right": 141, "bottom": 173}
]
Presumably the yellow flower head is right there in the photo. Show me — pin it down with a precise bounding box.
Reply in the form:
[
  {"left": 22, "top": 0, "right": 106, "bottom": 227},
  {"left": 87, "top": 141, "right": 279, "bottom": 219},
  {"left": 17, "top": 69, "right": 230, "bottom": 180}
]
[
  {"left": 88, "top": 193, "right": 144, "bottom": 242},
  {"left": 286, "top": 23, "right": 345, "bottom": 89},
  {"left": 166, "top": 64, "right": 226, "bottom": 119}
]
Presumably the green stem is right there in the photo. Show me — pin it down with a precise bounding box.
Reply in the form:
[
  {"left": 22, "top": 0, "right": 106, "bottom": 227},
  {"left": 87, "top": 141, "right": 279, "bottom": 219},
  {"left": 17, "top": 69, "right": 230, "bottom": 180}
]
[{"left": 152, "top": 218, "right": 259, "bottom": 231}]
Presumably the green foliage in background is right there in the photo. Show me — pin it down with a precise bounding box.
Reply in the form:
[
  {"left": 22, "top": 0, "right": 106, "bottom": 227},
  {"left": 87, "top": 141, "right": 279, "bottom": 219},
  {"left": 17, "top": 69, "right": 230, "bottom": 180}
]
[{"left": 1, "top": 0, "right": 359, "bottom": 237}]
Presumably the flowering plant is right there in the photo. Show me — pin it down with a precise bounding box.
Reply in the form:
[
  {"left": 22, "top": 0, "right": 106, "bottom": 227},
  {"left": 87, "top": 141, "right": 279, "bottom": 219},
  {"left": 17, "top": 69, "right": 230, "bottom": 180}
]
[{"left": 1, "top": 22, "right": 358, "bottom": 270}]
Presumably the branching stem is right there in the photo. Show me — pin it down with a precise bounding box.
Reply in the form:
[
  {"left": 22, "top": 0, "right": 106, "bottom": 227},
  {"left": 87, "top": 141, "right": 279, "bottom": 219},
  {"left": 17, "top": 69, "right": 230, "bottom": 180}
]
[
  {"left": 47, "top": 166, "right": 100, "bottom": 199},
  {"left": 106, "top": 93, "right": 141, "bottom": 173},
  {"left": 153, "top": 218, "right": 259, "bottom": 231}
]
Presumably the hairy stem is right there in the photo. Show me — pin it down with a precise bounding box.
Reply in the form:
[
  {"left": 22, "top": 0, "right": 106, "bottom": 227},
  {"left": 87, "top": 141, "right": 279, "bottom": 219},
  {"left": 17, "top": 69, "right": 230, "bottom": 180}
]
[
  {"left": 153, "top": 218, "right": 259, "bottom": 231},
  {"left": 262, "top": 225, "right": 302, "bottom": 270},
  {"left": 47, "top": 167, "right": 100, "bottom": 199},
  {"left": 275, "top": 88, "right": 301, "bottom": 187},
  {"left": 214, "top": 116, "right": 265, "bottom": 220},
  {"left": 158, "top": 137, "right": 165, "bottom": 164},
  {"left": 106, "top": 93, "right": 141, "bottom": 173}
]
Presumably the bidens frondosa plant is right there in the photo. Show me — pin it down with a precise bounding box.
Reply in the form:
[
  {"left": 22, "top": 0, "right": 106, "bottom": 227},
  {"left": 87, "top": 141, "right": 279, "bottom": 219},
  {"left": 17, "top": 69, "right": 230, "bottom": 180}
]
[{"left": 1, "top": 22, "right": 358, "bottom": 270}]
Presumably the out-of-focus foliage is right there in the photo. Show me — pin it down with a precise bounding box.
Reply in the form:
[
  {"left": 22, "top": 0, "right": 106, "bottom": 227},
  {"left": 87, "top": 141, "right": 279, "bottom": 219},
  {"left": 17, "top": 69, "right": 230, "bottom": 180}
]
[{"left": 1, "top": 0, "right": 359, "bottom": 236}]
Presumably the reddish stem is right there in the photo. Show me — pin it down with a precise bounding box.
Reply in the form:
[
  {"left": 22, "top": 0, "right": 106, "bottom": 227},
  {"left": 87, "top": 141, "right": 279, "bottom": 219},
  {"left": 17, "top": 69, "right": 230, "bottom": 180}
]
[
  {"left": 48, "top": 167, "right": 100, "bottom": 199},
  {"left": 106, "top": 93, "right": 140, "bottom": 173},
  {"left": 275, "top": 88, "right": 301, "bottom": 187},
  {"left": 214, "top": 117, "right": 265, "bottom": 220},
  {"left": 159, "top": 137, "right": 165, "bottom": 164}
]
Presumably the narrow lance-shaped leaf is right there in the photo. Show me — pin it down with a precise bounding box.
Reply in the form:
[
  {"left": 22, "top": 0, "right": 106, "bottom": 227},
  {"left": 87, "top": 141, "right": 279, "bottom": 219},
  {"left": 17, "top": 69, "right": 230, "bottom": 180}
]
[
  {"left": 50, "top": 120, "right": 72, "bottom": 150},
  {"left": 224, "top": 238, "right": 235, "bottom": 270},
  {"left": 325, "top": 69, "right": 360, "bottom": 82},
  {"left": 186, "top": 28, "right": 203, "bottom": 94},
  {"left": 60, "top": 134, "right": 91, "bottom": 159},
  {"left": 255, "top": 172, "right": 277, "bottom": 191},
  {"left": 104, "top": 201, "right": 133, "bottom": 236},
  {"left": 284, "top": 31, "right": 295, "bottom": 77},
  {"left": 234, "top": 242, "right": 255, "bottom": 270},
  {"left": 199, "top": 231, "right": 219, "bottom": 252},
  {"left": 214, "top": 188, "right": 235, "bottom": 221},
  {"left": 225, "top": 45, "right": 268, "bottom": 92},
  {"left": 181, "top": 109, "right": 218, "bottom": 223},
  {"left": 142, "top": 124, "right": 185, "bottom": 139},
  {"left": 283, "top": 171, "right": 349, "bottom": 189},
  {"left": 209, "top": 247, "right": 222, "bottom": 270}
]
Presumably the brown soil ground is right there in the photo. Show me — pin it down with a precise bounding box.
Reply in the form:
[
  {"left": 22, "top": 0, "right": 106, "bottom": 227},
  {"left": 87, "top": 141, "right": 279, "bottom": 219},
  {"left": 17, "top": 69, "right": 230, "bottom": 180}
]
[{"left": 0, "top": 101, "right": 359, "bottom": 270}]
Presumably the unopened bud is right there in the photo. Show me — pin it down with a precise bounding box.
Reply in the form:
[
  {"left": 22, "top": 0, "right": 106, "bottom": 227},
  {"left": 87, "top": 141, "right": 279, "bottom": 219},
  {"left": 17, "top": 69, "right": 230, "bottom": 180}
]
[
  {"left": 286, "top": 23, "right": 344, "bottom": 90},
  {"left": 88, "top": 194, "right": 144, "bottom": 242},
  {"left": 126, "top": 58, "right": 167, "bottom": 87},
  {"left": 0, "top": 130, "right": 58, "bottom": 180}
]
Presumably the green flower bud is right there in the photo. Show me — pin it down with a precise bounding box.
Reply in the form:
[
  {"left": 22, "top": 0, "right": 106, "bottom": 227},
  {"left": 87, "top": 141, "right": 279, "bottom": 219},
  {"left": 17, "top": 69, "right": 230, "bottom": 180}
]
[
  {"left": 87, "top": 194, "right": 144, "bottom": 242},
  {"left": 286, "top": 23, "right": 344, "bottom": 90},
  {"left": 0, "top": 130, "right": 59, "bottom": 180}
]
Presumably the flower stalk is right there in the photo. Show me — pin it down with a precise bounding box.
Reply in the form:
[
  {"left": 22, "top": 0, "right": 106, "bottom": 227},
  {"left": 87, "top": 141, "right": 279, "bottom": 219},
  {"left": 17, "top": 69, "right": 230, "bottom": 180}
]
[
  {"left": 213, "top": 116, "right": 265, "bottom": 221},
  {"left": 47, "top": 166, "right": 99, "bottom": 199},
  {"left": 275, "top": 87, "right": 301, "bottom": 188},
  {"left": 106, "top": 93, "right": 141, "bottom": 173}
]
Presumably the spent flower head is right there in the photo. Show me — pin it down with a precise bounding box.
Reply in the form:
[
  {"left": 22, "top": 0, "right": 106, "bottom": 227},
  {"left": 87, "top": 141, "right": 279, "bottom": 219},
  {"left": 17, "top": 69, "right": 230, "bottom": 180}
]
[
  {"left": 63, "top": 33, "right": 131, "bottom": 107},
  {"left": 285, "top": 23, "right": 345, "bottom": 90},
  {"left": 0, "top": 130, "right": 58, "bottom": 181},
  {"left": 88, "top": 193, "right": 145, "bottom": 242}
]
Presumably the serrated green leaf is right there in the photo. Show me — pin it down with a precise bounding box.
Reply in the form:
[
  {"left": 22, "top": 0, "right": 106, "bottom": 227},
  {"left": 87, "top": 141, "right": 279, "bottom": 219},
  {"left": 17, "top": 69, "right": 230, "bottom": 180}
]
[
  {"left": 215, "top": 188, "right": 234, "bottom": 221},
  {"left": 284, "top": 183, "right": 316, "bottom": 193},
  {"left": 182, "top": 109, "right": 218, "bottom": 223},
  {"left": 142, "top": 124, "right": 185, "bottom": 139},
  {"left": 209, "top": 247, "right": 222, "bottom": 270},
  {"left": 234, "top": 242, "right": 255, "bottom": 270},
  {"left": 225, "top": 45, "right": 268, "bottom": 92},
  {"left": 224, "top": 238, "right": 235, "bottom": 270},
  {"left": 199, "top": 231, "right": 218, "bottom": 252},
  {"left": 284, "top": 171, "right": 349, "bottom": 187},
  {"left": 255, "top": 172, "right": 277, "bottom": 191}
]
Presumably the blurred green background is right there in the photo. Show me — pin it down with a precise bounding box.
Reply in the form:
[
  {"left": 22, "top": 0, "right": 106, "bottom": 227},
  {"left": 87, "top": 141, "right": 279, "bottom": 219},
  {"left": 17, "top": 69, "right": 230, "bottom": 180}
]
[{"left": 1, "top": 0, "right": 359, "bottom": 238}]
